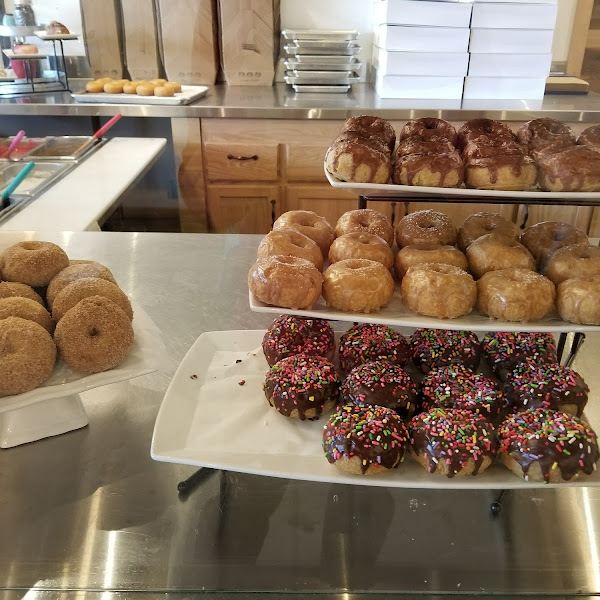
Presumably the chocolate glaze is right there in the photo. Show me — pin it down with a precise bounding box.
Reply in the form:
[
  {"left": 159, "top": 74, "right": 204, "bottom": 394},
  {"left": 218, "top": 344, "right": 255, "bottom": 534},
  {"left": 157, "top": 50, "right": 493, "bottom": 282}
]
[
  {"left": 457, "top": 119, "right": 515, "bottom": 150},
  {"left": 393, "top": 151, "right": 464, "bottom": 187},
  {"left": 537, "top": 145, "right": 600, "bottom": 192},
  {"left": 411, "top": 328, "right": 481, "bottom": 374},
  {"left": 325, "top": 138, "right": 392, "bottom": 184},
  {"left": 341, "top": 115, "right": 396, "bottom": 151},
  {"left": 395, "top": 135, "right": 456, "bottom": 158},
  {"left": 400, "top": 118, "right": 458, "bottom": 146},
  {"left": 577, "top": 124, "right": 600, "bottom": 148},
  {"left": 465, "top": 154, "right": 536, "bottom": 185},
  {"left": 516, "top": 118, "right": 576, "bottom": 154},
  {"left": 462, "top": 136, "right": 526, "bottom": 160}
]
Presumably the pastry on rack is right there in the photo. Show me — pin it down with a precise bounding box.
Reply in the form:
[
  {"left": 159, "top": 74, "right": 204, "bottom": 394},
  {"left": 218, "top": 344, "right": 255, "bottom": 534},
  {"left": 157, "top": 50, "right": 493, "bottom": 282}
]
[
  {"left": 46, "top": 21, "right": 70, "bottom": 35},
  {"left": 557, "top": 275, "right": 600, "bottom": 325}
]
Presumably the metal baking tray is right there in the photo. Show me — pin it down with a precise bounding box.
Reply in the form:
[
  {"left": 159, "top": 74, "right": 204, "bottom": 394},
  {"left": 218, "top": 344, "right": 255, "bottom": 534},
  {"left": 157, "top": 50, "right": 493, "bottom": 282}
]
[
  {"left": 285, "top": 57, "right": 361, "bottom": 71},
  {"left": 291, "top": 84, "right": 351, "bottom": 93},
  {"left": 284, "top": 43, "right": 361, "bottom": 56},
  {"left": 282, "top": 29, "right": 359, "bottom": 41},
  {"left": 285, "top": 72, "right": 360, "bottom": 85},
  {"left": 292, "top": 54, "right": 360, "bottom": 65},
  {"left": 23, "top": 136, "right": 98, "bottom": 161},
  {"left": 0, "top": 160, "right": 72, "bottom": 197}
]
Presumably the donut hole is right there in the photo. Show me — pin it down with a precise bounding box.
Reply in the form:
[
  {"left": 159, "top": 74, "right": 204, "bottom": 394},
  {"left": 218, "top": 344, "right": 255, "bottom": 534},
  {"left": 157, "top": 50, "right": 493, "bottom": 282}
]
[
  {"left": 20, "top": 242, "right": 40, "bottom": 251},
  {"left": 89, "top": 327, "right": 99, "bottom": 337}
]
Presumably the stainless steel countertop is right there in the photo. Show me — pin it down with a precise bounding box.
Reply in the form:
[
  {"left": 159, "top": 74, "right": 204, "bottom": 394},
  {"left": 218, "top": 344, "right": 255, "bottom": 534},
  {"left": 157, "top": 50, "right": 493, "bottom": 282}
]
[
  {"left": 1, "top": 230, "right": 600, "bottom": 599},
  {"left": 2, "top": 82, "right": 600, "bottom": 121}
]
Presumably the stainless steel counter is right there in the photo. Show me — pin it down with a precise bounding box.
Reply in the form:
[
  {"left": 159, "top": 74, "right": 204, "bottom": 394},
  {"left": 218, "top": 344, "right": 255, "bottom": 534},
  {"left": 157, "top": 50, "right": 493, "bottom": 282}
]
[
  {"left": 2, "top": 82, "right": 600, "bottom": 121},
  {"left": 0, "top": 230, "right": 599, "bottom": 599}
]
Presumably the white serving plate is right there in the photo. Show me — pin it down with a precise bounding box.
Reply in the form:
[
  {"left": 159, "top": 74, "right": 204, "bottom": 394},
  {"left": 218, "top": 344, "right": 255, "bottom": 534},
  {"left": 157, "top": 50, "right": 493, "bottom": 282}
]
[
  {"left": 325, "top": 164, "right": 600, "bottom": 202},
  {"left": 71, "top": 85, "right": 209, "bottom": 106},
  {"left": 35, "top": 30, "right": 79, "bottom": 41},
  {"left": 151, "top": 329, "right": 600, "bottom": 489},
  {"left": 3, "top": 50, "right": 47, "bottom": 60}
]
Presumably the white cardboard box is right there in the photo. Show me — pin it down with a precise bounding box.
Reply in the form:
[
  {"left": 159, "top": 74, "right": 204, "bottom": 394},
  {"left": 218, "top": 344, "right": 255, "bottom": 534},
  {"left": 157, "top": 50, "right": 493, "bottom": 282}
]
[
  {"left": 471, "top": 2, "right": 558, "bottom": 29},
  {"left": 468, "top": 53, "right": 552, "bottom": 77},
  {"left": 375, "top": 24, "right": 470, "bottom": 52},
  {"left": 372, "top": 0, "right": 473, "bottom": 28},
  {"left": 375, "top": 70, "right": 464, "bottom": 98},
  {"left": 474, "top": 0, "right": 556, "bottom": 3},
  {"left": 463, "top": 76, "right": 546, "bottom": 99},
  {"left": 373, "top": 47, "right": 469, "bottom": 76},
  {"left": 469, "top": 28, "right": 554, "bottom": 53}
]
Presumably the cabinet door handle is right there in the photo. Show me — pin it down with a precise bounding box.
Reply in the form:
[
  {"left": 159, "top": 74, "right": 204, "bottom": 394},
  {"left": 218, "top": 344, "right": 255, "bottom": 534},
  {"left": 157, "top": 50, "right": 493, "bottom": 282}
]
[{"left": 227, "top": 153, "right": 258, "bottom": 161}]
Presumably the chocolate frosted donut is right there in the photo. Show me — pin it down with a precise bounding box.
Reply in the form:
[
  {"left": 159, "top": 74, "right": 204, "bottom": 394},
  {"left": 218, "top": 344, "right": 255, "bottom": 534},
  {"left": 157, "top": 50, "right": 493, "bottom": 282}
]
[
  {"left": 577, "top": 124, "right": 600, "bottom": 148},
  {"left": 263, "top": 353, "right": 340, "bottom": 420},
  {"left": 409, "top": 407, "right": 498, "bottom": 477},
  {"left": 481, "top": 331, "right": 558, "bottom": 381},
  {"left": 393, "top": 151, "right": 464, "bottom": 188},
  {"left": 338, "top": 323, "right": 411, "bottom": 374},
  {"left": 400, "top": 117, "right": 457, "bottom": 145},
  {"left": 458, "top": 212, "right": 520, "bottom": 252},
  {"left": 419, "top": 364, "right": 506, "bottom": 420},
  {"left": 323, "top": 403, "right": 409, "bottom": 475},
  {"left": 498, "top": 408, "right": 599, "bottom": 483},
  {"left": 325, "top": 138, "right": 392, "bottom": 184},
  {"left": 537, "top": 145, "right": 600, "bottom": 192},
  {"left": 457, "top": 118, "right": 515, "bottom": 150},
  {"left": 516, "top": 118, "right": 576, "bottom": 158},
  {"left": 262, "top": 315, "right": 335, "bottom": 367},
  {"left": 396, "top": 135, "right": 456, "bottom": 158},
  {"left": 506, "top": 361, "right": 589, "bottom": 417},
  {"left": 411, "top": 328, "right": 481, "bottom": 374},
  {"left": 464, "top": 154, "right": 537, "bottom": 191},
  {"left": 341, "top": 115, "right": 397, "bottom": 152},
  {"left": 342, "top": 359, "right": 417, "bottom": 419}
]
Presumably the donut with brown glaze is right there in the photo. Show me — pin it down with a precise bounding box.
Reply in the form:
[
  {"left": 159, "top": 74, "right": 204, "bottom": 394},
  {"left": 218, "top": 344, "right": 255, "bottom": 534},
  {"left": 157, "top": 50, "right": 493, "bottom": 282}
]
[
  {"left": 516, "top": 118, "right": 576, "bottom": 158},
  {"left": 458, "top": 212, "right": 520, "bottom": 252},
  {"left": 395, "top": 210, "right": 457, "bottom": 248},
  {"left": 537, "top": 146, "right": 600, "bottom": 192},
  {"left": 399, "top": 118, "right": 458, "bottom": 146},
  {"left": 393, "top": 151, "right": 464, "bottom": 188},
  {"left": 464, "top": 154, "right": 537, "bottom": 191},
  {"left": 577, "top": 124, "right": 600, "bottom": 148},
  {"left": 341, "top": 115, "right": 396, "bottom": 151},
  {"left": 466, "top": 232, "right": 535, "bottom": 279},
  {"left": 325, "top": 137, "right": 392, "bottom": 184},
  {"left": 557, "top": 275, "right": 600, "bottom": 325},
  {"left": 334, "top": 209, "right": 394, "bottom": 247},
  {"left": 457, "top": 119, "right": 515, "bottom": 150}
]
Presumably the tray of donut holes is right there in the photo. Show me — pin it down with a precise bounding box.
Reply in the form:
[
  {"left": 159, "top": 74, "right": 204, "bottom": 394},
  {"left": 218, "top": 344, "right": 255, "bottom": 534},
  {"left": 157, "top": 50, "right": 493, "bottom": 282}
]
[
  {"left": 248, "top": 208, "right": 600, "bottom": 333},
  {"left": 324, "top": 115, "right": 600, "bottom": 200},
  {"left": 0, "top": 240, "right": 164, "bottom": 413},
  {"left": 72, "top": 79, "right": 209, "bottom": 105}
]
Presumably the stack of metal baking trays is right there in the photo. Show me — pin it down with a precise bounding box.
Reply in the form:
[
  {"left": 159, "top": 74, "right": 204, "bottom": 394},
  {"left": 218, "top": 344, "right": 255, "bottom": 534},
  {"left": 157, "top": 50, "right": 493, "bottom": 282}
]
[{"left": 282, "top": 29, "right": 361, "bottom": 93}]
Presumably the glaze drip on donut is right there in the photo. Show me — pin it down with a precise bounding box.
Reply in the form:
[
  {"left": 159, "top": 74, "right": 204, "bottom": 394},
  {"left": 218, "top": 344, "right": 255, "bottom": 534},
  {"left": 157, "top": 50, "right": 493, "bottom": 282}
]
[
  {"left": 263, "top": 353, "right": 340, "bottom": 420},
  {"left": 411, "top": 328, "right": 481, "bottom": 373},
  {"left": 537, "top": 146, "right": 600, "bottom": 192},
  {"left": 577, "top": 124, "right": 600, "bottom": 148},
  {"left": 498, "top": 408, "right": 599, "bottom": 482},
  {"left": 322, "top": 403, "right": 408, "bottom": 474}
]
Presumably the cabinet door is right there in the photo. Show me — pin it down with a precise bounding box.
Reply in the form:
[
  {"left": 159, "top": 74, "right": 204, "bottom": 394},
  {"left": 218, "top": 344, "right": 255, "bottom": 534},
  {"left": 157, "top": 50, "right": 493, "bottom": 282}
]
[
  {"left": 286, "top": 144, "right": 332, "bottom": 182},
  {"left": 206, "top": 185, "right": 278, "bottom": 234},
  {"left": 589, "top": 207, "right": 600, "bottom": 237},
  {"left": 204, "top": 143, "right": 278, "bottom": 182},
  {"left": 405, "top": 202, "right": 517, "bottom": 229},
  {"left": 515, "top": 205, "right": 593, "bottom": 232}
]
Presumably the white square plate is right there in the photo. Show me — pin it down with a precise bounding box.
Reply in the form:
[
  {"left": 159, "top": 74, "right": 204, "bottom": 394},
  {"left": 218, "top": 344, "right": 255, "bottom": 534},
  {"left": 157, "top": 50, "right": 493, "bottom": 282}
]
[{"left": 71, "top": 85, "right": 209, "bottom": 106}]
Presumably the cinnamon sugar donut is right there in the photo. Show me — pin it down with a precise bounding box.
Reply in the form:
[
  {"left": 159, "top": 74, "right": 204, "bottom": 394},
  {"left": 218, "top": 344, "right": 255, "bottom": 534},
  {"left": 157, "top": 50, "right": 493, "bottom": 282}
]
[
  {"left": 520, "top": 221, "right": 588, "bottom": 271},
  {"left": 557, "top": 275, "right": 600, "bottom": 325},
  {"left": 248, "top": 255, "right": 323, "bottom": 310},
  {"left": 516, "top": 118, "right": 576, "bottom": 157},
  {"left": 273, "top": 210, "right": 334, "bottom": 258},
  {"left": 334, "top": 209, "right": 394, "bottom": 246},
  {"left": 544, "top": 243, "right": 600, "bottom": 284},
  {"left": 457, "top": 118, "right": 515, "bottom": 150},
  {"left": 0, "top": 281, "right": 43, "bottom": 306},
  {"left": 476, "top": 268, "right": 556, "bottom": 322},
  {"left": 537, "top": 146, "right": 600, "bottom": 192},
  {"left": 0, "top": 297, "right": 53, "bottom": 333},
  {"left": 1, "top": 241, "right": 69, "bottom": 287},
  {"left": 458, "top": 212, "right": 520, "bottom": 252},
  {"left": 341, "top": 115, "right": 396, "bottom": 151},
  {"left": 395, "top": 210, "right": 457, "bottom": 248},
  {"left": 393, "top": 151, "right": 464, "bottom": 188},
  {"left": 329, "top": 232, "right": 394, "bottom": 270},
  {"left": 400, "top": 117, "right": 457, "bottom": 146},
  {"left": 257, "top": 228, "right": 323, "bottom": 271},
  {"left": 577, "top": 124, "right": 600, "bottom": 148},
  {"left": 464, "top": 154, "right": 537, "bottom": 191},
  {"left": 323, "top": 258, "right": 394, "bottom": 313},
  {"left": 401, "top": 263, "right": 476, "bottom": 319},
  {"left": 394, "top": 243, "right": 467, "bottom": 279},
  {"left": 325, "top": 137, "right": 392, "bottom": 184},
  {"left": 466, "top": 232, "right": 535, "bottom": 279}
]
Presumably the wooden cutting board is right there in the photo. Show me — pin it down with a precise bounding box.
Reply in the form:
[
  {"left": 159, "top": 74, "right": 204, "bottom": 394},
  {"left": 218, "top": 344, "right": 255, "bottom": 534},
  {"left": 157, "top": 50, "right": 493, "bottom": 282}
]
[
  {"left": 80, "top": 0, "right": 123, "bottom": 79},
  {"left": 157, "top": 0, "right": 218, "bottom": 85},
  {"left": 121, "top": 0, "right": 161, "bottom": 81}
]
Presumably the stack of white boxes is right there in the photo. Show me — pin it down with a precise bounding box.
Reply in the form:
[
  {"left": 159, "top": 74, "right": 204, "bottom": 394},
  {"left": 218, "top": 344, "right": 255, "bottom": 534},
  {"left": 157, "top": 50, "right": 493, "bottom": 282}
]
[
  {"left": 372, "top": 0, "right": 472, "bottom": 99},
  {"left": 465, "top": 0, "right": 558, "bottom": 100}
]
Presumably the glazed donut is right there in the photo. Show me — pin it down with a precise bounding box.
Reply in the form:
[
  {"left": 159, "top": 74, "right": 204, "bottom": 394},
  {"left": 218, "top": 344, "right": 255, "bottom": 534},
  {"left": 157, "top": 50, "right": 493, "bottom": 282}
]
[
  {"left": 0, "top": 297, "right": 53, "bottom": 333},
  {"left": 516, "top": 118, "right": 576, "bottom": 156},
  {"left": 46, "top": 261, "right": 117, "bottom": 308},
  {"left": 263, "top": 354, "right": 340, "bottom": 420},
  {"left": 476, "top": 268, "right": 556, "bottom": 322},
  {"left": 248, "top": 255, "right": 323, "bottom": 310},
  {"left": 54, "top": 296, "right": 134, "bottom": 374},
  {"left": 395, "top": 135, "right": 456, "bottom": 158},
  {"left": 419, "top": 364, "right": 506, "bottom": 420},
  {"left": 123, "top": 81, "right": 140, "bottom": 94},
  {"left": 325, "top": 137, "right": 392, "bottom": 184},
  {"left": 323, "top": 403, "right": 409, "bottom": 475},
  {"left": 86, "top": 80, "right": 104, "bottom": 93},
  {"left": 409, "top": 407, "right": 498, "bottom": 477},
  {"left": 262, "top": 315, "right": 335, "bottom": 366},
  {"left": 338, "top": 323, "right": 411, "bottom": 374},
  {"left": 410, "top": 328, "right": 481, "bottom": 374},
  {"left": 537, "top": 146, "right": 600, "bottom": 192},
  {"left": 0, "top": 317, "right": 56, "bottom": 397},
  {"left": 394, "top": 243, "right": 467, "bottom": 279},
  {"left": 155, "top": 85, "right": 174, "bottom": 97},
  {"left": 557, "top": 275, "right": 600, "bottom": 325},
  {"left": 399, "top": 117, "right": 458, "bottom": 146},
  {"left": 466, "top": 232, "right": 535, "bottom": 279},
  {"left": 51, "top": 277, "right": 133, "bottom": 322},
  {"left": 329, "top": 232, "right": 394, "bottom": 271},
  {"left": 164, "top": 81, "right": 182, "bottom": 93},
  {"left": 136, "top": 84, "right": 155, "bottom": 96},
  {"left": 395, "top": 210, "right": 457, "bottom": 248},
  {"left": 322, "top": 258, "right": 394, "bottom": 313},
  {"left": 457, "top": 118, "right": 515, "bottom": 150},
  {"left": 401, "top": 263, "right": 477, "bottom": 319},
  {"left": 544, "top": 243, "right": 600, "bottom": 284},
  {"left": 273, "top": 210, "right": 335, "bottom": 258},
  {"left": 577, "top": 124, "right": 600, "bottom": 148},
  {"left": 506, "top": 361, "right": 588, "bottom": 417},
  {"left": 342, "top": 359, "right": 418, "bottom": 419},
  {"left": 257, "top": 228, "right": 323, "bottom": 271},
  {"left": 334, "top": 209, "right": 394, "bottom": 247},
  {"left": 1, "top": 241, "right": 69, "bottom": 287},
  {"left": 0, "top": 281, "right": 43, "bottom": 305},
  {"left": 520, "top": 221, "right": 588, "bottom": 271},
  {"left": 104, "top": 81, "right": 124, "bottom": 94},
  {"left": 392, "top": 151, "right": 464, "bottom": 188},
  {"left": 457, "top": 212, "right": 520, "bottom": 252},
  {"left": 340, "top": 115, "right": 396, "bottom": 151},
  {"left": 464, "top": 155, "right": 537, "bottom": 191},
  {"left": 498, "top": 409, "right": 599, "bottom": 483}
]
